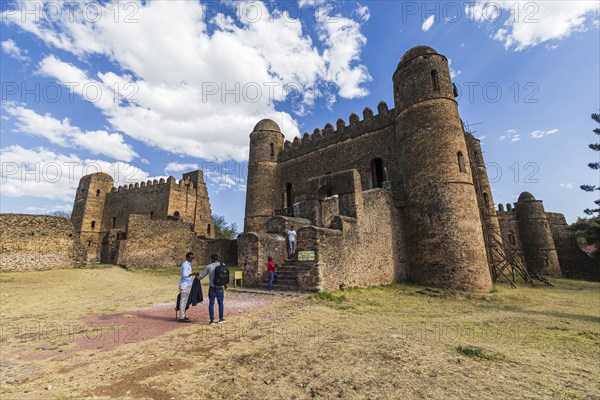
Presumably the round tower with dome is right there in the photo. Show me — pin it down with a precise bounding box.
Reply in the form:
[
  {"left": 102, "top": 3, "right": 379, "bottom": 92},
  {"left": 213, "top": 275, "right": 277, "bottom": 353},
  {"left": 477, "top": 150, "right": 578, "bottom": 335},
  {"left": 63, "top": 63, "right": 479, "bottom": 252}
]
[
  {"left": 393, "top": 45, "right": 493, "bottom": 291},
  {"left": 244, "top": 119, "right": 285, "bottom": 233}
]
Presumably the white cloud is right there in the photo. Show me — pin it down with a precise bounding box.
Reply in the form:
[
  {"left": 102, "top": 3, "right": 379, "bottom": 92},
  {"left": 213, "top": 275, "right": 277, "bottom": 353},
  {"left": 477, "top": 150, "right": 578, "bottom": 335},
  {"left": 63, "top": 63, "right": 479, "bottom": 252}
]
[
  {"left": 2, "top": 1, "right": 372, "bottom": 162},
  {"left": 465, "top": 1, "right": 599, "bottom": 51},
  {"left": 356, "top": 4, "right": 371, "bottom": 22},
  {"left": 3, "top": 103, "right": 138, "bottom": 162},
  {"left": 499, "top": 129, "right": 521, "bottom": 142},
  {"left": 530, "top": 129, "right": 559, "bottom": 139},
  {"left": 560, "top": 183, "right": 574, "bottom": 189},
  {"left": 0, "top": 145, "right": 152, "bottom": 201},
  {"left": 1, "top": 39, "right": 29, "bottom": 62},
  {"left": 422, "top": 15, "right": 435, "bottom": 32},
  {"left": 165, "top": 162, "right": 200, "bottom": 174}
]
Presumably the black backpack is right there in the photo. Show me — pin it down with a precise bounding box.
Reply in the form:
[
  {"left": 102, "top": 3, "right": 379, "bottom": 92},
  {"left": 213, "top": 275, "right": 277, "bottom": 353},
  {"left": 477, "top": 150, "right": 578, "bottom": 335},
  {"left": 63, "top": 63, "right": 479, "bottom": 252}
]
[{"left": 213, "top": 262, "right": 229, "bottom": 287}]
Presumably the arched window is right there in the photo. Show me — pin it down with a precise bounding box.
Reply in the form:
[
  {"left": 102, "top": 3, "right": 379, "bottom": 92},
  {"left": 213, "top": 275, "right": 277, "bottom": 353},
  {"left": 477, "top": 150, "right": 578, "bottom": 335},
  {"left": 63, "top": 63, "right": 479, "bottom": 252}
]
[
  {"left": 483, "top": 192, "right": 489, "bottom": 208},
  {"left": 174, "top": 211, "right": 180, "bottom": 219},
  {"left": 87, "top": 240, "right": 92, "bottom": 247},
  {"left": 96, "top": 189, "right": 101, "bottom": 197},
  {"left": 371, "top": 158, "right": 385, "bottom": 189},
  {"left": 207, "top": 224, "right": 211, "bottom": 235},
  {"left": 270, "top": 143, "right": 274, "bottom": 159},
  {"left": 508, "top": 231, "right": 516, "bottom": 245},
  {"left": 457, "top": 152, "right": 466, "bottom": 173},
  {"left": 285, "top": 183, "right": 293, "bottom": 209},
  {"left": 91, "top": 221, "right": 96, "bottom": 229},
  {"left": 431, "top": 70, "right": 440, "bottom": 91}
]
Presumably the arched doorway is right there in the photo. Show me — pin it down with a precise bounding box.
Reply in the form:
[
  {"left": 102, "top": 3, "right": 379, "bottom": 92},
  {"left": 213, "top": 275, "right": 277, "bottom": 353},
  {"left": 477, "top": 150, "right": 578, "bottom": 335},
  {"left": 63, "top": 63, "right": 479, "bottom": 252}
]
[{"left": 285, "top": 183, "right": 293, "bottom": 209}]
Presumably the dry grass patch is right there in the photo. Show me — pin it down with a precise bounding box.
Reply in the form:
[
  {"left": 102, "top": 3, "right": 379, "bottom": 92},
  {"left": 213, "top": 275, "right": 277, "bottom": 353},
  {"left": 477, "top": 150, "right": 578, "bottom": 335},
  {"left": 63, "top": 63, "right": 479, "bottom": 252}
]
[{"left": 0, "top": 269, "right": 599, "bottom": 399}]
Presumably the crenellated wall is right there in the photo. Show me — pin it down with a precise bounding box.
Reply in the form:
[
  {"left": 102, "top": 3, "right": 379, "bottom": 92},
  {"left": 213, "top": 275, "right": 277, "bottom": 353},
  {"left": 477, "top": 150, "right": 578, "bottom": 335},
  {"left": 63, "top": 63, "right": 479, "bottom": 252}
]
[
  {"left": 72, "top": 170, "right": 214, "bottom": 262},
  {"left": 0, "top": 214, "right": 86, "bottom": 272}
]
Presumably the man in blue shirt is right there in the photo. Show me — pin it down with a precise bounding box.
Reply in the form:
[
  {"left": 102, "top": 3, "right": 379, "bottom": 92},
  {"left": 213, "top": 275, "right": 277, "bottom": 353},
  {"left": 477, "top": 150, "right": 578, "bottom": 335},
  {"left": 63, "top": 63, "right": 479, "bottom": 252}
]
[
  {"left": 178, "top": 252, "right": 198, "bottom": 323},
  {"left": 199, "top": 253, "right": 226, "bottom": 325}
]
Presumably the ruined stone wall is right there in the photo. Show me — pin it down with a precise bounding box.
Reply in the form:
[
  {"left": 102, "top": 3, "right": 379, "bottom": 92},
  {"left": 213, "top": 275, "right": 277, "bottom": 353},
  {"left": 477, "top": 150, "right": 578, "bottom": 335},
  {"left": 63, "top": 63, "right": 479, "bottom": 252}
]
[
  {"left": 115, "top": 214, "right": 197, "bottom": 268},
  {"left": 0, "top": 214, "right": 86, "bottom": 272},
  {"left": 547, "top": 213, "right": 599, "bottom": 281},
  {"left": 497, "top": 208, "right": 524, "bottom": 253},
  {"left": 238, "top": 232, "right": 287, "bottom": 286},
  {"left": 114, "top": 215, "right": 235, "bottom": 269},
  {"left": 294, "top": 189, "right": 405, "bottom": 291}
]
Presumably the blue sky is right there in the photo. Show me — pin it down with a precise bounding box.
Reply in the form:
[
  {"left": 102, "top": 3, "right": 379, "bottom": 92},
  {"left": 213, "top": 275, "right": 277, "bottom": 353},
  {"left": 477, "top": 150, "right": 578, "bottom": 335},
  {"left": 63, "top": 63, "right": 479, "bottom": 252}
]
[{"left": 1, "top": 0, "right": 599, "bottom": 229}]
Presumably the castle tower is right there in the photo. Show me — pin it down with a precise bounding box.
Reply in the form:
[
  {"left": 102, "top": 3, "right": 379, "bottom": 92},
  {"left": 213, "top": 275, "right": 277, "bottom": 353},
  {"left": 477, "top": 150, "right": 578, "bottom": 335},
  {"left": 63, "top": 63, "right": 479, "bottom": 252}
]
[
  {"left": 244, "top": 119, "right": 284, "bottom": 233},
  {"left": 182, "top": 171, "right": 214, "bottom": 238},
  {"left": 393, "top": 46, "right": 492, "bottom": 291},
  {"left": 465, "top": 133, "right": 503, "bottom": 267},
  {"left": 515, "top": 192, "right": 562, "bottom": 277},
  {"left": 71, "top": 172, "right": 114, "bottom": 261}
]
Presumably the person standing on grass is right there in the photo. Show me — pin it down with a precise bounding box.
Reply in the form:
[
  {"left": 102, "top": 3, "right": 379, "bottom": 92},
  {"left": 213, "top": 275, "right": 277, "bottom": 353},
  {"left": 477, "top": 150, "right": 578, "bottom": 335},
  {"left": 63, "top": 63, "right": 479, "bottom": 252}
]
[
  {"left": 267, "top": 255, "right": 277, "bottom": 291},
  {"left": 287, "top": 226, "right": 296, "bottom": 258},
  {"left": 178, "top": 252, "right": 198, "bottom": 323},
  {"left": 199, "top": 253, "right": 226, "bottom": 325}
]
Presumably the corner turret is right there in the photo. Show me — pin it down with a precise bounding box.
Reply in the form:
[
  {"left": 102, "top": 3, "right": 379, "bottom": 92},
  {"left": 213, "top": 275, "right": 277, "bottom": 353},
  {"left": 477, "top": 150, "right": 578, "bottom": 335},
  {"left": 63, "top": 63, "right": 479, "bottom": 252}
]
[{"left": 244, "top": 119, "right": 285, "bottom": 232}]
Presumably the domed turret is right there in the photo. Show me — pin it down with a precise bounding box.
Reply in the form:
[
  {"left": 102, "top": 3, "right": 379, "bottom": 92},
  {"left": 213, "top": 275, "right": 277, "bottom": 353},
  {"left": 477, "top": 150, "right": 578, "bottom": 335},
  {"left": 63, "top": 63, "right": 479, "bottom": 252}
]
[
  {"left": 245, "top": 119, "right": 285, "bottom": 233},
  {"left": 515, "top": 192, "right": 561, "bottom": 277},
  {"left": 393, "top": 46, "right": 492, "bottom": 291}
]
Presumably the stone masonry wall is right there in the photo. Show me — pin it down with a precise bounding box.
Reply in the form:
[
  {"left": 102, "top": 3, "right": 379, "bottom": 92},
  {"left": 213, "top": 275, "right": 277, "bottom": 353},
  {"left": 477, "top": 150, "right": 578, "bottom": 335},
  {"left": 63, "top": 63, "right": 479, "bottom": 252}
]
[
  {"left": 114, "top": 215, "right": 235, "bottom": 269},
  {"left": 547, "top": 212, "right": 599, "bottom": 281},
  {"left": 296, "top": 188, "right": 406, "bottom": 291},
  {"left": 0, "top": 214, "right": 86, "bottom": 272}
]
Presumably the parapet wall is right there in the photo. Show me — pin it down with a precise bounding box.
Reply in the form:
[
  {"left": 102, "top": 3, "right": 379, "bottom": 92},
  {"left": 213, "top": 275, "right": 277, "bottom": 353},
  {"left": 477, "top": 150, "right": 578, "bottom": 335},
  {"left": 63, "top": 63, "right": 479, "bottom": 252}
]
[
  {"left": 279, "top": 102, "right": 394, "bottom": 162},
  {"left": 0, "top": 214, "right": 86, "bottom": 272}
]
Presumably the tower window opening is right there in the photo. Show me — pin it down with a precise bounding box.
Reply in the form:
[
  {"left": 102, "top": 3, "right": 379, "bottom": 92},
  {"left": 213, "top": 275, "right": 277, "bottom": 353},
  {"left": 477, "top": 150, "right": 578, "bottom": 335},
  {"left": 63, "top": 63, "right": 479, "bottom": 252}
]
[
  {"left": 508, "top": 231, "right": 516, "bottom": 245},
  {"left": 87, "top": 240, "right": 92, "bottom": 247},
  {"left": 174, "top": 211, "right": 180, "bottom": 219},
  {"left": 270, "top": 143, "right": 274, "bottom": 159},
  {"left": 112, "top": 217, "right": 116, "bottom": 229},
  {"left": 544, "top": 258, "right": 549, "bottom": 266},
  {"left": 483, "top": 192, "right": 490, "bottom": 208},
  {"left": 96, "top": 189, "right": 100, "bottom": 197},
  {"left": 457, "top": 152, "right": 466, "bottom": 173},
  {"left": 431, "top": 70, "right": 440, "bottom": 91},
  {"left": 150, "top": 211, "right": 154, "bottom": 219},
  {"left": 91, "top": 221, "right": 96, "bottom": 229},
  {"left": 371, "top": 158, "right": 385, "bottom": 189},
  {"left": 207, "top": 224, "right": 211, "bottom": 235}
]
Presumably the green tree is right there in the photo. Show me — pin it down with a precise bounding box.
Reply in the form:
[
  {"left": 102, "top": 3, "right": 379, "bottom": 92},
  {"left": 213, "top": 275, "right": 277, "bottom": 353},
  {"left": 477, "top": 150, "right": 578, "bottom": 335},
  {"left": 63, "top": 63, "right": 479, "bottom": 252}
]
[
  {"left": 211, "top": 214, "right": 239, "bottom": 239},
  {"left": 47, "top": 210, "right": 72, "bottom": 219},
  {"left": 580, "top": 113, "right": 600, "bottom": 215},
  {"left": 570, "top": 217, "right": 600, "bottom": 259}
]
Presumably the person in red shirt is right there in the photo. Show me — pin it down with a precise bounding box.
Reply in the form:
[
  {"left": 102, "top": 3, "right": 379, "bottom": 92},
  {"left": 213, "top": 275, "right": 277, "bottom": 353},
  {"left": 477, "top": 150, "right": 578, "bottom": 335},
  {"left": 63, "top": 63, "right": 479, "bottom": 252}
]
[{"left": 267, "top": 255, "right": 276, "bottom": 291}]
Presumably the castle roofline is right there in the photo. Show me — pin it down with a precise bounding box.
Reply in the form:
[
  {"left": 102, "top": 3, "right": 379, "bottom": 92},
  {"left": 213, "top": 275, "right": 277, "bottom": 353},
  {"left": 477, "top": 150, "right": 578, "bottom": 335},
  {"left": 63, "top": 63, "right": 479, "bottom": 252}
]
[
  {"left": 518, "top": 192, "right": 537, "bottom": 202},
  {"left": 252, "top": 119, "right": 281, "bottom": 133}
]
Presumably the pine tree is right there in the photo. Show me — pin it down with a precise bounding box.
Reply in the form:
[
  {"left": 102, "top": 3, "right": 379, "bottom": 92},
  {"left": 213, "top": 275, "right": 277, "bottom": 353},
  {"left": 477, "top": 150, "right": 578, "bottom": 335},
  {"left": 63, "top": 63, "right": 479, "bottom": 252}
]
[{"left": 581, "top": 113, "right": 600, "bottom": 215}]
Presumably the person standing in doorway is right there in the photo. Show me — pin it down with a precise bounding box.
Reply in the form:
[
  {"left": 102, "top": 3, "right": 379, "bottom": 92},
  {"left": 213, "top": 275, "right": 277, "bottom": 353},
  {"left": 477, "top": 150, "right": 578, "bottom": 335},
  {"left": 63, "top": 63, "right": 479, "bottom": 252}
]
[{"left": 287, "top": 226, "right": 296, "bottom": 258}]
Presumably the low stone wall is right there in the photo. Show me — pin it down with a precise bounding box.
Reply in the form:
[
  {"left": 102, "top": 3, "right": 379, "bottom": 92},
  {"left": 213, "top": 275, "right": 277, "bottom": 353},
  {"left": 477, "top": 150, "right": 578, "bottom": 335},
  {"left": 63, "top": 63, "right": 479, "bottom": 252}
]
[
  {"left": 0, "top": 214, "right": 86, "bottom": 272},
  {"left": 114, "top": 215, "right": 237, "bottom": 268}
]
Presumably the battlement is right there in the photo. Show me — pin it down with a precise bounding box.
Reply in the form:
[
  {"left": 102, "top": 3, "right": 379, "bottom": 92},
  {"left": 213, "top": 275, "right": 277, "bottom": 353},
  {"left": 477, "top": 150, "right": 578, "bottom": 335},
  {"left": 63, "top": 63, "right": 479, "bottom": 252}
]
[
  {"left": 279, "top": 101, "right": 394, "bottom": 161},
  {"left": 111, "top": 176, "right": 197, "bottom": 194}
]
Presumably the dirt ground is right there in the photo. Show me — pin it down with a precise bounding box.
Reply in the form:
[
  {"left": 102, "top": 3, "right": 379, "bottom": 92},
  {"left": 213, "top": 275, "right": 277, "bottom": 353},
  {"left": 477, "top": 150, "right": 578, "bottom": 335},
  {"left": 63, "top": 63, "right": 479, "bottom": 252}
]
[{"left": 0, "top": 266, "right": 599, "bottom": 399}]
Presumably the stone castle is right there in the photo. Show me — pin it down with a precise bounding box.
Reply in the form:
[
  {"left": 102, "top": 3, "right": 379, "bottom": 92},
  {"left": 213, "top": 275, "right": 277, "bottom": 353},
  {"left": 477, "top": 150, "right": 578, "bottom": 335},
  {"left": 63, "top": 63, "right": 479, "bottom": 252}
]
[
  {"left": 69, "top": 170, "right": 237, "bottom": 268},
  {"left": 238, "top": 46, "right": 598, "bottom": 292},
  {"left": 0, "top": 45, "right": 596, "bottom": 286}
]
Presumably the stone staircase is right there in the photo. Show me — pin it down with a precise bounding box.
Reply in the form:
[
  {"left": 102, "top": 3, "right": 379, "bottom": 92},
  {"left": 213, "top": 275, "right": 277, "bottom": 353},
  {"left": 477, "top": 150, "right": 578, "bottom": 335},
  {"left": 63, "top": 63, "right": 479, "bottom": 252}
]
[{"left": 263, "top": 260, "right": 320, "bottom": 292}]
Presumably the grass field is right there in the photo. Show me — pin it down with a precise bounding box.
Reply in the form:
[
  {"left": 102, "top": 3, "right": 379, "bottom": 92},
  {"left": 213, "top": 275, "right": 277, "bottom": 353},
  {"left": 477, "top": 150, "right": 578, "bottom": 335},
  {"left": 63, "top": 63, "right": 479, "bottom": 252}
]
[{"left": 0, "top": 266, "right": 599, "bottom": 399}]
